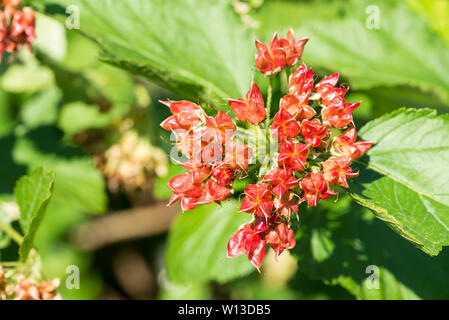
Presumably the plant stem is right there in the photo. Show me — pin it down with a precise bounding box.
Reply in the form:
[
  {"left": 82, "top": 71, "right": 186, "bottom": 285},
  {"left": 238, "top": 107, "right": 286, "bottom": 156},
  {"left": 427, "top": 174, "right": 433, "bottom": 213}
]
[
  {"left": 280, "top": 69, "right": 288, "bottom": 94},
  {"left": 265, "top": 76, "right": 273, "bottom": 129},
  {"left": 0, "top": 220, "right": 23, "bottom": 245}
]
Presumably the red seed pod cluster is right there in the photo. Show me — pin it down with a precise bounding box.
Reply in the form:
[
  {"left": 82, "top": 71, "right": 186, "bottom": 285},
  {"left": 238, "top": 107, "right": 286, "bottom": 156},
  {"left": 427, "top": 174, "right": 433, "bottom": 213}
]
[
  {"left": 0, "top": 0, "right": 35, "bottom": 59},
  {"left": 160, "top": 99, "right": 252, "bottom": 212},
  {"left": 255, "top": 29, "right": 309, "bottom": 76},
  {"left": 161, "top": 30, "right": 372, "bottom": 270}
]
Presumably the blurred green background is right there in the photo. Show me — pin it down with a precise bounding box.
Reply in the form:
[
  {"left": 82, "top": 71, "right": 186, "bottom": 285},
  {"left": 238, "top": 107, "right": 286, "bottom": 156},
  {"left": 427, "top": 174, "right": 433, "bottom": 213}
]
[{"left": 1, "top": 0, "right": 449, "bottom": 299}]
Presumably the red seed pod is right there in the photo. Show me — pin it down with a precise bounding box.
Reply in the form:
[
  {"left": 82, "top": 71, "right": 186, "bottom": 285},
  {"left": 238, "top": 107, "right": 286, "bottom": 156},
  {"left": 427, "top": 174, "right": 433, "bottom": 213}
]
[
  {"left": 240, "top": 183, "right": 274, "bottom": 220},
  {"left": 322, "top": 157, "right": 359, "bottom": 188},
  {"left": 255, "top": 32, "right": 286, "bottom": 76},
  {"left": 10, "top": 7, "right": 34, "bottom": 41},
  {"left": 227, "top": 223, "right": 251, "bottom": 258},
  {"left": 227, "top": 224, "right": 267, "bottom": 270},
  {"left": 288, "top": 63, "right": 314, "bottom": 101},
  {"left": 279, "top": 29, "right": 309, "bottom": 66},
  {"left": 253, "top": 214, "right": 279, "bottom": 233},
  {"left": 197, "top": 179, "right": 232, "bottom": 205},
  {"left": 331, "top": 127, "right": 372, "bottom": 160},
  {"left": 211, "top": 165, "right": 235, "bottom": 186},
  {"left": 263, "top": 166, "right": 298, "bottom": 199},
  {"left": 315, "top": 73, "right": 348, "bottom": 106},
  {"left": 273, "top": 190, "right": 298, "bottom": 219},
  {"left": 160, "top": 100, "right": 203, "bottom": 131},
  {"left": 227, "top": 81, "right": 266, "bottom": 125},
  {"left": 223, "top": 141, "right": 251, "bottom": 171},
  {"left": 278, "top": 140, "right": 310, "bottom": 171},
  {"left": 204, "top": 110, "right": 236, "bottom": 144},
  {"left": 300, "top": 171, "right": 336, "bottom": 207},
  {"left": 180, "top": 160, "right": 211, "bottom": 184},
  {"left": 265, "top": 223, "right": 296, "bottom": 259},
  {"left": 167, "top": 173, "right": 203, "bottom": 211},
  {"left": 168, "top": 173, "right": 203, "bottom": 196},
  {"left": 279, "top": 94, "right": 316, "bottom": 121},
  {"left": 300, "top": 119, "right": 328, "bottom": 147},
  {"left": 271, "top": 109, "right": 301, "bottom": 141},
  {"left": 322, "top": 98, "right": 360, "bottom": 129},
  {"left": 160, "top": 115, "right": 182, "bottom": 131},
  {"left": 248, "top": 236, "right": 267, "bottom": 270},
  {"left": 159, "top": 29, "right": 371, "bottom": 270}
]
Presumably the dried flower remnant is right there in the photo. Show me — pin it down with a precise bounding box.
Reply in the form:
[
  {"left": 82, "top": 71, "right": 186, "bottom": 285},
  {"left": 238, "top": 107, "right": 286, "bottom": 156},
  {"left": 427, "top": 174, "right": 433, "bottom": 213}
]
[{"left": 101, "top": 131, "right": 168, "bottom": 194}]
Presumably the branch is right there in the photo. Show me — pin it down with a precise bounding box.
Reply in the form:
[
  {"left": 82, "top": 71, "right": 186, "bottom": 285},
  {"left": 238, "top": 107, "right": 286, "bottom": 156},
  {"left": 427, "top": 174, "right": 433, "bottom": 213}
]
[{"left": 71, "top": 202, "right": 179, "bottom": 251}]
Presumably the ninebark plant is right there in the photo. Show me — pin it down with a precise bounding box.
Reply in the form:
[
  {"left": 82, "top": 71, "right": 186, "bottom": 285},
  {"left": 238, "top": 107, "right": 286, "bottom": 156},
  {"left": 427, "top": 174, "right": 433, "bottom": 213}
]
[
  {"left": 160, "top": 29, "right": 371, "bottom": 270},
  {"left": 0, "top": 0, "right": 35, "bottom": 59}
]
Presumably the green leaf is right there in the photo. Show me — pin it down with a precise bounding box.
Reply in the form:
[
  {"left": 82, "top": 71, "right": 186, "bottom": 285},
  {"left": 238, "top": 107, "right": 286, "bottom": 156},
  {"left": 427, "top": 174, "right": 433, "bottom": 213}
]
[
  {"left": 42, "top": 0, "right": 255, "bottom": 104},
  {"left": 408, "top": 0, "right": 449, "bottom": 47},
  {"left": 14, "top": 166, "right": 55, "bottom": 261},
  {"left": 349, "top": 108, "right": 449, "bottom": 256},
  {"left": 83, "top": 64, "right": 136, "bottom": 105},
  {"left": 1, "top": 57, "right": 54, "bottom": 93},
  {"left": 0, "top": 87, "right": 14, "bottom": 137},
  {"left": 353, "top": 86, "right": 449, "bottom": 120},
  {"left": 0, "top": 207, "right": 12, "bottom": 249},
  {"left": 34, "top": 13, "right": 67, "bottom": 62},
  {"left": 254, "top": 0, "right": 449, "bottom": 103},
  {"left": 13, "top": 128, "right": 107, "bottom": 214},
  {"left": 295, "top": 196, "right": 449, "bottom": 300},
  {"left": 60, "top": 29, "right": 99, "bottom": 72},
  {"left": 21, "top": 85, "right": 62, "bottom": 128},
  {"left": 166, "top": 200, "right": 254, "bottom": 284},
  {"left": 251, "top": 0, "right": 342, "bottom": 38},
  {"left": 58, "top": 102, "right": 123, "bottom": 135}
]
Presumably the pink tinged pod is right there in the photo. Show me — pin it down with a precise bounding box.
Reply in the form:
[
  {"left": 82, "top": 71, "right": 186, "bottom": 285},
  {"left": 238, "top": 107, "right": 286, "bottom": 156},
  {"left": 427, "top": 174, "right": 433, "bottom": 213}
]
[
  {"left": 263, "top": 167, "right": 298, "bottom": 199},
  {"left": 273, "top": 191, "right": 298, "bottom": 219},
  {"left": 255, "top": 32, "right": 287, "bottom": 76},
  {"left": 265, "top": 223, "right": 296, "bottom": 259},
  {"left": 239, "top": 184, "right": 274, "bottom": 220},
  {"left": 167, "top": 174, "right": 203, "bottom": 211},
  {"left": 159, "top": 100, "right": 203, "bottom": 130},
  {"left": 227, "top": 81, "right": 266, "bottom": 125},
  {"left": 300, "top": 172, "right": 336, "bottom": 207},
  {"left": 279, "top": 29, "right": 309, "bottom": 66},
  {"left": 331, "top": 127, "right": 372, "bottom": 160},
  {"left": 211, "top": 165, "right": 235, "bottom": 186},
  {"left": 227, "top": 224, "right": 267, "bottom": 270},
  {"left": 300, "top": 119, "right": 328, "bottom": 147},
  {"left": 270, "top": 109, "right": 301, "bottom": 141},
  {"left": 280, "top": 94, "right": 316, "bottom": 121},
  {"left": 322, "top": 157, "right": 359, "bottom": 188},
  {"left": 288, "top": 63, "right": 314, "bottom": 100},
  {"left": 322, "top": 99, "right": 360, "bottom": 129},
  {"left": 204, "top": 111, "right": 236, "bottom": 144},
  {"left": 277, "top": 140, "right": 310, "bottom": 172}
]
